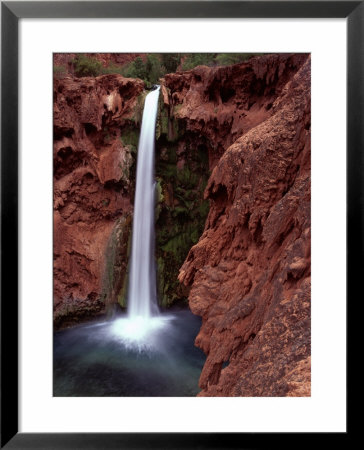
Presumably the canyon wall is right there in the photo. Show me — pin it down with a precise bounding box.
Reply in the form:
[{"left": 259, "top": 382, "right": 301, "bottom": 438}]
[
  {"left": 53, "top": 73, "right": 144, "bottom": 327},
  {"left": 53, "top": 53, "right": 311, "bottom": 397},
  {"left": 178, "top": 55, "right": 311, "bottom": 396},
  {"left": 155, "top": 53, "right": 308, "bottom": 308}
]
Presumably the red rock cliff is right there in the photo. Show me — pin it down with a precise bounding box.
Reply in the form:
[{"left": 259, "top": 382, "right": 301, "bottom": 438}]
[
  {"left": 178, "top": 55, "right": 311, "bottom": 396},
  {"left": 164, "top": 53, "right": 308, "bottom": 169},
  {"left": 53, "top": 54, "right": 311, "bottom": 396},
  {"left": 53, "top": 73, "right": 144, "bottom": 327}
]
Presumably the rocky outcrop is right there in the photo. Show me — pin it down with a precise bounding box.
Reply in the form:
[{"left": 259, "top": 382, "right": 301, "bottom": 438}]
[
  {"left": 179, "top": 56, "right": 311, "bottom": 396},
  {"left": 156, "top": 53, "right": 309, "bottom": 311},
  {"left": 164, "top": 53, "right": 308, "bottom": 169},
  {"left": 53, "top": 54, "right": 311, "bottom": 397},
  {"left": 53, "top": 73, "right": 144, "bottom": 327}
]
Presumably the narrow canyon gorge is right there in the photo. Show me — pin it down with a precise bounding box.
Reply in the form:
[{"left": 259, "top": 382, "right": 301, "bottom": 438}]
[{"left": 53, "top": 53, "right": 311, "bottom": 396}]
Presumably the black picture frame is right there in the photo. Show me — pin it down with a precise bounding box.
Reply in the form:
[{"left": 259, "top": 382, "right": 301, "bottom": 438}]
[{"left": 1, "top": 1, "right": 356, "bottom": 448}]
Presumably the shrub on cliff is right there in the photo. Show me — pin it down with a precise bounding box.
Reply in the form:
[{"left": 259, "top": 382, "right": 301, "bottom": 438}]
[
  {"left": 145, "top": 54, "right": 163, "bottom": 84},
  {"left": 101, "top": 63, "right": 124, "bottom": 75},
  {"left": 181, "top": 53, "right": 262, "bottom": 70},
  {"left": 122, "top": 57, "right": 147, "bottom": 80},
  {"left": 122, "top": 55, "right": 163, "bottom": 85},
  {"left": 182, "top": 53, "right": 216, "bottom": 70},
  {"left": 160, "top": 53, "right": 182, "bottom": 73},
  {"left": 73, "top": 54, "right": 103, "bottom": 77}
]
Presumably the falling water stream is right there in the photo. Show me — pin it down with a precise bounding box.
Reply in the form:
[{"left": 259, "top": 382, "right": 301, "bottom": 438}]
[
  {"left": 110, "top": 86, "right": 171, "bottom": 344},
  {"left": 128, "top": 86, "right": 160, "bottom": 319},
  {"left": 54, "top": 86, "right": 205, "bottom": 396}
]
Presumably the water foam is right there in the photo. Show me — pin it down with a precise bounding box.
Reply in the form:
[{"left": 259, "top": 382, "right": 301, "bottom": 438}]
[{"left": 110, "top": 315, "right": 174, "bottom": 350}]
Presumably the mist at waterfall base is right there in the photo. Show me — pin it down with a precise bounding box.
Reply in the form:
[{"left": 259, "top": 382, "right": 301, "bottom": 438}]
[
  {"left": 54, "top": 310, "right": 204, "bottom": 396},
  {"left": 54, "top": 87, "right": 205, "bottom": 396}
]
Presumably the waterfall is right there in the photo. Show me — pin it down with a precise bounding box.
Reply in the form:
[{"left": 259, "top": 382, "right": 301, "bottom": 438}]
[
  {"left": 111, "top": 86, "right": 174, "bottom": 347},
  {"left": 127, "top": 86, "right": 160, "bottom": 319}
]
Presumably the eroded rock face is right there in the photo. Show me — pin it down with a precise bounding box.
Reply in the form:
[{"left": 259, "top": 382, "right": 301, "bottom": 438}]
[
  {"left": 164, "top": 53, "right": 308, "bottom": 169},
  {"left": 54, "top": 54, "right": 311, "bottom": 396},
  {"left": 179, "top": 56, "right": 311, "bottom": 396},
  {"left": 53, "top": 74, "right": 144, "bottom": 327}
]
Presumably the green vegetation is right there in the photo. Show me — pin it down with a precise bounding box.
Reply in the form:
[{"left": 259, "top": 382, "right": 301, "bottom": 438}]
[
  {"left": 181, "top": 53, "right": 216, "bottom": 70},
  {"left": 155, "top": 178, "right": 164, "bottom": 221},
  {"left": 156, "top": 113, "right": 169, "bottom": 141},
  {"left": 155, "top": 125, "right": 210, "bottom": 307},
  {"left": 120, "top": 127, "right": 139, "bottom": 152},
  {"left": 71, "top": 54, "right": 166, "bottom": 82},
  {"left": 156, "top": 92, "right": 170, "bottom": 141},
  {"left": 155, "top": 178, "right": 164, "bottom": 203},
  {"left": 160, "top": 53, "right": 182, "bottom": 73},
  {"left": 122, "top": 54, "right": 163, "bottom": 85},
  {"left": 182, "top": 53, "right": 262, "bottom": 70},
  {"left": 131, "top": 92, "right": 148, "bottom": 126},
  {"left": 60, "top": 53, "right": 263, "bottom": 82},
  {"left": 117, "top": 270, "right": 129, "bottom": 308},
  {"left": 101, "top": 214, "right": 132, "bottom": 308},
  {"left": 215, "top": 53, "right": 262, "bottom": 66},
  {"left": 122, "top": 54, "right": 184, "bottom": 84},
  {"left": 122, "top": 57, "right": 148, "bottom": 81},
  {"left": 53, "top": 64, "right": 67, "bottom": 78},
  {"left": 100, "top": 63, "right": 124, "bottom": 75},
  {"left": 73, "top": 54, "right": 103, "bottom": 77},
  {"left": 155, "top": 92, "right": 184, "bottom": 143}
]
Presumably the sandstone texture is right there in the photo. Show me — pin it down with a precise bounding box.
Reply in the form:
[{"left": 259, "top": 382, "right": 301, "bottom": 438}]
[
  {"left": 164, "top": 53, "right": 308, "bottom": 169},
  {"left": 155, "top": 54, "right": 308, "bottom": 307},
  {"left": 53, "top": 73, "right": 144, "bottom": 327},
  {"left": 53, "top": 53, "right": 311, "bottom": 397},
  {"left": 179, "top": 55, "right": 311, "bottom": 396}
]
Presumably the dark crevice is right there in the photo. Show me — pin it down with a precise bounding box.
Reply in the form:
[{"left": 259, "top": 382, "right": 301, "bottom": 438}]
[
  {"left": 253, "top": 218, "right": 264, "bottom": 246},
  {"left": 54, "top": 147, "right": 88, "bottom": 179},
  {"left": 221, "top": 86, "right": 236, "bottom": 103},
  {"left": 54, "top": 126, "right": 74, "bottom": 140},
  {"left": 276, "top": 221, "right": 295, "bottom": 247},
  {"left": 285, "top": 271, "right": 297, "bottom": 288},
  {"left": 104, "top": 179, "right": 125, "bottom": 192},
  {"left": 222, "top": 360, "right": 230, "bottom": 369},
  {"left": 210, "top": 184, "right": 228, "bottom": 203},
  {"left": 84, "top": 123, "right": 97, "bottom": 136}
]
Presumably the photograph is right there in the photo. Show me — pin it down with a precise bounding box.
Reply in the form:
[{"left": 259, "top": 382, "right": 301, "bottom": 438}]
[
  {"left": 1, "top": 0, "right": 355, "bottom": 445},
  {"left": 53, "top": 52, "right": 311, "bottom": 397}
]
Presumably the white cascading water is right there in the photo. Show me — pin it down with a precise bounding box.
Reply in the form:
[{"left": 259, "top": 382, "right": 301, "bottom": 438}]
[
  {"left": 110, "top": 86, "right": 173, "bottom": 348},
  {"left": 128, "top": 86, "right": 160, "bottom": 319}
]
